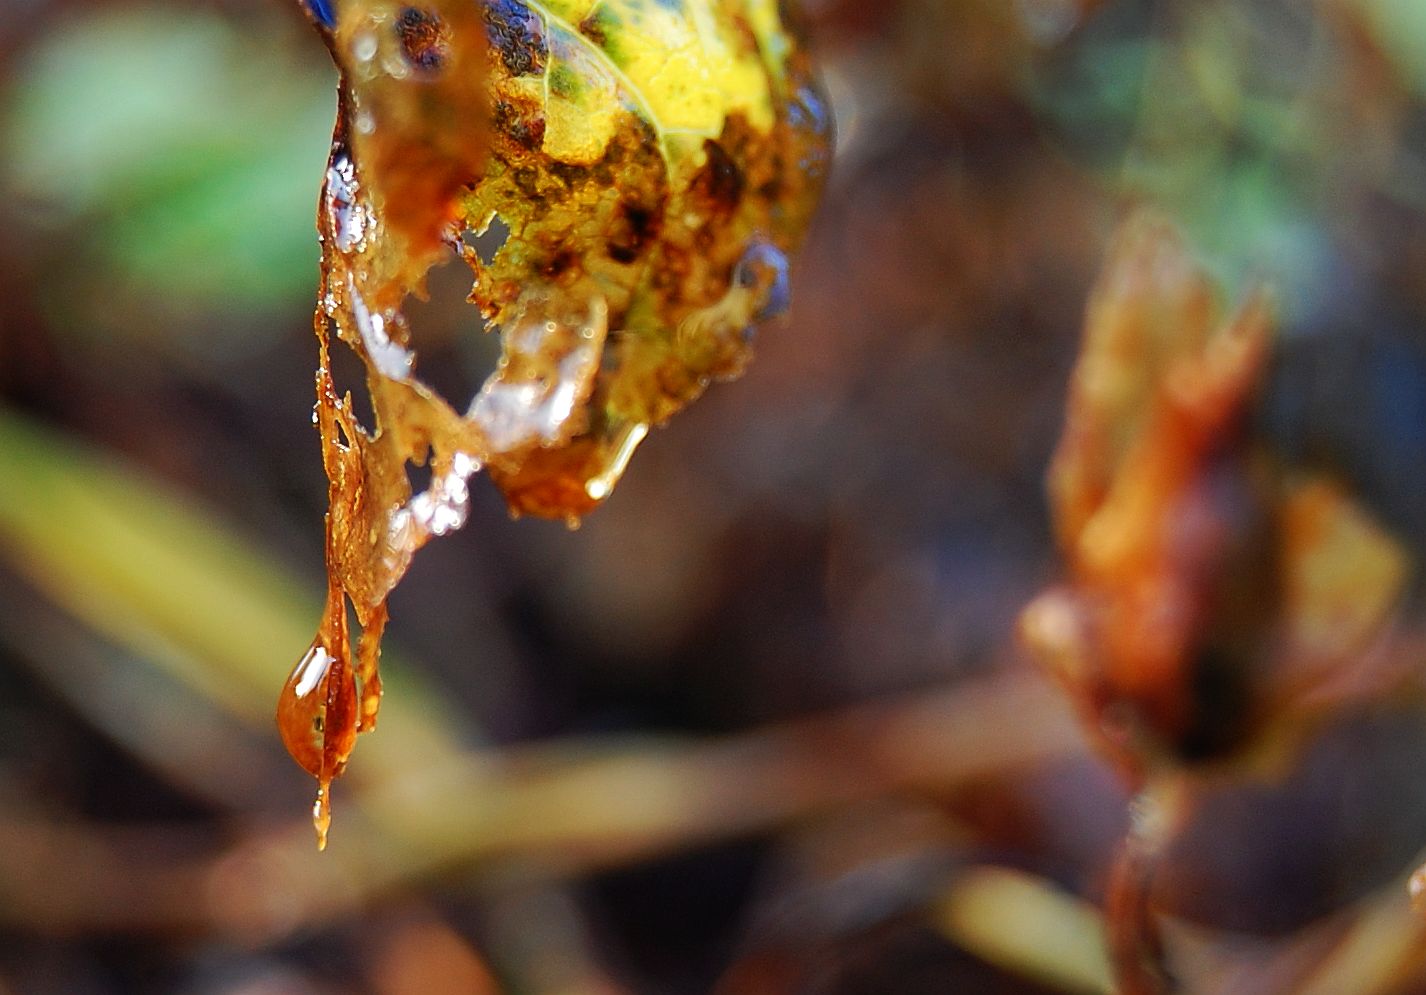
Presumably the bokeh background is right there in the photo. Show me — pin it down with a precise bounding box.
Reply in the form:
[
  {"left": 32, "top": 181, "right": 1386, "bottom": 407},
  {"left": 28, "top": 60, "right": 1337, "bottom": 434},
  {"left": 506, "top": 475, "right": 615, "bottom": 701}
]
[{"left": 5, "top": 0, "right": 1426, "bottom": 992}]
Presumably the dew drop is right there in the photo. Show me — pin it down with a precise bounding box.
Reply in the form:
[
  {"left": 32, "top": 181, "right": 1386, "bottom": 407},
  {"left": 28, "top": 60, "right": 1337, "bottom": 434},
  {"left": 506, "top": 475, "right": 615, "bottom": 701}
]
[
  {"left": 353, "top": 31, "right": 379, "bottom": 63},
  {"left": 313, "top": 782, "right": 332, "bottom": 851},
  {"left": 277, "top": 592, "right": 358, "bottom": 848}
]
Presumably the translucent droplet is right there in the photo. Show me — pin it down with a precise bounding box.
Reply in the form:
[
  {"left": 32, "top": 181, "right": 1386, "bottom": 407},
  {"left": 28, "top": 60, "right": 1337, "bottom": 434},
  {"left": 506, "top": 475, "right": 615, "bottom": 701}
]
[
  {"left": 313, "top": 782, "right": 332, "bottom": 851},
  {"left": 469, "top": 295, "right": 607, "bottom": 454},
  {"left": 584, "top": 422, "right": 649, "bottom": 502},
  {"left": 277, "top": 599, "right": 358, "bottom": 847}
]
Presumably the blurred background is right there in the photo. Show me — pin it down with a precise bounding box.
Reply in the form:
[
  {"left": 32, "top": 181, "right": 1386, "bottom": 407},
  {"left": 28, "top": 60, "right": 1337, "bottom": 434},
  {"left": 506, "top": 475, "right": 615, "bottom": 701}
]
[{"left": 6, "top": 0, "right": 1426, "bottom": 992}]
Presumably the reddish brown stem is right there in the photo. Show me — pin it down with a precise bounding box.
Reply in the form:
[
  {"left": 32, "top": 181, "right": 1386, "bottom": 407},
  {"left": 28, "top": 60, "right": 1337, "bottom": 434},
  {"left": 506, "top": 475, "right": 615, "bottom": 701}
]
[{"left": 1106, "top": 778, "right": 1188, "bottom": 995}]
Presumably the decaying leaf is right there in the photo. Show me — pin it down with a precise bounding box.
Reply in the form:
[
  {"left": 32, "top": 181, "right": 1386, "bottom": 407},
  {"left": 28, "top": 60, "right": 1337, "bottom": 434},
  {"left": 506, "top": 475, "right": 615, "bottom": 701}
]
[
  {"left": 277, "top": 0, "right": 831, "bottom": 845},
  {"left": 1020, "top": 215, "right": 1410, "bottom": 775}
]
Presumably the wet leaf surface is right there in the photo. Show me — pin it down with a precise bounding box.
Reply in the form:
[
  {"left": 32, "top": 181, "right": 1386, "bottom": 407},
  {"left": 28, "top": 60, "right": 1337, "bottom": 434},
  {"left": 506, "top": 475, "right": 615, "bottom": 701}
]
[{"left": 279, "top": 0, "right": 831, "bottom": 844}]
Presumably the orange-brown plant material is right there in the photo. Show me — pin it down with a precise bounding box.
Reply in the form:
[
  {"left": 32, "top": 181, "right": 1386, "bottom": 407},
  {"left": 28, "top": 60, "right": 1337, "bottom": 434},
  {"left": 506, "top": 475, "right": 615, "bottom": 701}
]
[
  {"left": 1023, "top": 215, "right": 1409, "bottom": 774},
  {"left": 1020, "top": 215, "right": 1412, "bottom": 992},
  {"left": 278, "top": 0, "right": 831, "bottom": 847}
]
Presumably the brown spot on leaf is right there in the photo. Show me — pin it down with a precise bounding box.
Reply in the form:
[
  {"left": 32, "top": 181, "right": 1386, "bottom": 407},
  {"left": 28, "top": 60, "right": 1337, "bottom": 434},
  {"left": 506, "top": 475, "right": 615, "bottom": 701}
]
[
  {"left": 542, "top": 250, "right": 578, "bottom": 280},
  {"left": 607, "top": 201, "right": 660, "bottom": 264},
  {"left": 397, "top": 7, "right": 449, "bottom": 73},
  {"left": 693, "top": 139, "right": 744, "bottom": 220},
  {"left": 482, "top": 0, "right": 547, "bottom": 77},
  {"left": 494, "top": 99, "right": 545, "bottom": 151},
  {"left": 579, "top": 14, "right": 608, "bottom": 48}
]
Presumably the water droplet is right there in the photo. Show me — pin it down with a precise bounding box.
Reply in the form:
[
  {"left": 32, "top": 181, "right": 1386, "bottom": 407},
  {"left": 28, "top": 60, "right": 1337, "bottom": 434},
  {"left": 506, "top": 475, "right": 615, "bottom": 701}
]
[
  {"left": 353, "top": 31, "right": 379, "bottom": 63},
  {"left": 277, "top": 596, "right": 358, "bottom": 847},
  {"left": 469, "top": 296, "right": 607, "bottom": 454},
  {"left": 325, "top": 155, "right": 370, "bottom": 255},
  {"left": 313, "top": 783, "right": 332, "bottom": 851},
  {"left": 584, "top": 422, "right": 649, "bottom": 502},
  {"left": 351, "top": 283, "right": 414, "bottom": 380}
]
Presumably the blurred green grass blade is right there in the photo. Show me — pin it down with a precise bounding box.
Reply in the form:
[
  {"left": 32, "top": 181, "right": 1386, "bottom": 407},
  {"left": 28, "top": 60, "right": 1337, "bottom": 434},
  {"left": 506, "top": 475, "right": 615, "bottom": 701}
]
[
  {"left": 3, "top": 7, "right": 336, "bottom": 313},
  {"left": 0, "top": 409, "right": 476, "bottom": 782},
  {"left": 0, "top": 582, "right": 292, "bottom": 810}
]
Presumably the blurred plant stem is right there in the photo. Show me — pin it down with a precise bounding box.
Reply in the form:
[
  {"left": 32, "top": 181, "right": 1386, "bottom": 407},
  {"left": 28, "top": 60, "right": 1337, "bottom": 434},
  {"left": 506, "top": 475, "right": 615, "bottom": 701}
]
[{"left": 1105, "top": 777, "right": 1192, "bottom": 995}]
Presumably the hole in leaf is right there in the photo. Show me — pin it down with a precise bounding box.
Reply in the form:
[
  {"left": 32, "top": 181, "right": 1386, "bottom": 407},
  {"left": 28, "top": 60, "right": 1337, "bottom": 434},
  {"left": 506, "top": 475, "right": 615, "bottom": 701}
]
[
  {"left": 402, "top": 252, "right": 499, "bottom": 404},
  {"left": 326, "top": 328, "right": 376, "bottom": 431},
  {"left": 405, "top": 447, "right": 435, "bottom": 495},
  {"left": 463, "top": 214, "right": 510, "bottom": 266}
]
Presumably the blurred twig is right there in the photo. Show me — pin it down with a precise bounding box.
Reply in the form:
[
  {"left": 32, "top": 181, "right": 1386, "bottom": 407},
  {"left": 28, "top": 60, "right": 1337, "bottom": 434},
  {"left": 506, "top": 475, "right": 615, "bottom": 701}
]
[{"left": 0, "top": 667, "right": 1085, "bottom": 939}]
